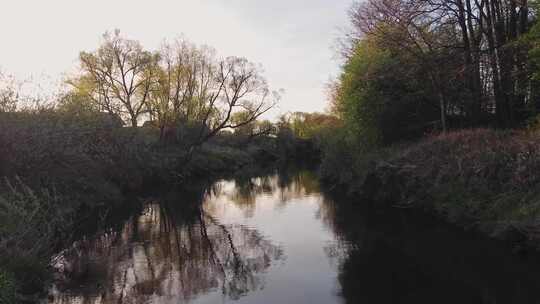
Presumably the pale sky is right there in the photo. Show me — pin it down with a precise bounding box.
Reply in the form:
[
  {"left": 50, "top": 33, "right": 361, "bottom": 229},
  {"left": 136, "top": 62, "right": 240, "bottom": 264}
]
[{"left": 0, "top": 0, "right": 351, "bottom": 119}]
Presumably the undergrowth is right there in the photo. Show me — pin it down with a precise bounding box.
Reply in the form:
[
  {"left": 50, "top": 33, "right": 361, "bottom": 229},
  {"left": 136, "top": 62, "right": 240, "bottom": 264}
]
[{"left": 320, "top": 128, "right": 540, "bottom": 245}]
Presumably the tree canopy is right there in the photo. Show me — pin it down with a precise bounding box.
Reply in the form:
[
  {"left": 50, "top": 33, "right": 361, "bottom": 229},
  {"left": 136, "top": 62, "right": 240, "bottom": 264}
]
[
  {"left": 331, "top": 0, "right": 540, "bottom": 148},
  {"left": 67, "top": 31, "right": 278, "bottom": 147}
]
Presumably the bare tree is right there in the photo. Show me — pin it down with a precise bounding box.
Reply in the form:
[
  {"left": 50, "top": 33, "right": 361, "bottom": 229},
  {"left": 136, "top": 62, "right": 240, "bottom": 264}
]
[
  {"left": 71, "top": 30, "right": 159, "bottom": 127},
  {"left": 147, "top": 40, "right": 278, "bottom": 147},
  {"left": 67, "top": 32, "right": 278, "bottom": 145},
  {"left": 197, "top": 56, "right": 277, "bottom": 144}
]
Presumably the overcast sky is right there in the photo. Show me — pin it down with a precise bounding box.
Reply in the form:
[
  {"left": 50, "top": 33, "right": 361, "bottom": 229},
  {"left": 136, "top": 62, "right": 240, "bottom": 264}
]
[{"left": 0, "top": 0, "right": 351, "bottom": 119}]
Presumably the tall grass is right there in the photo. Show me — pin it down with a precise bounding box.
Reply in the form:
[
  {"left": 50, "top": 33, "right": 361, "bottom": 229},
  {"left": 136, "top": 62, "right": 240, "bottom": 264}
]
[
  {"left": 0, "top": 177, "right": 73, "bottom": 299},
  {"left": 320, "top": 128, "right": 540, "bottom": 245}
]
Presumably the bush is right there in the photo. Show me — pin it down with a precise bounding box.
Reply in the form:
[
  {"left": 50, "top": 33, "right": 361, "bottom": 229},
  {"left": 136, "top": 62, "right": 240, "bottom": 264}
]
[
  {"left": 0, "top": 270, "right": 17, "bottom": 304},
  {"left": 396, "top": 129, "right": 540, "bottom": 221},
  {"left": 321, "top": 128, "right": 540, "bottom": 244},
  {"left": 319, "top": 127, "right": 401, "bottom": 189},
  {"left": 0, "top": 111, "right": 157, "bottom": 203},
  {"left": 182, "top": 144, "right": 253, "bottom": 179},
  {"left": 0, "top": 111, "right": 166, "bottom": 295},
  {"left": 0, "top": 177, "right": 72, "bottom": 296}
]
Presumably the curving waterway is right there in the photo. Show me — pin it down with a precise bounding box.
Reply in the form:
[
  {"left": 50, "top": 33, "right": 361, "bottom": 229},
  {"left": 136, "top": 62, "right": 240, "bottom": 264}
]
[{"left": 47, "top": 169, "right": 540, "bottom": 304}]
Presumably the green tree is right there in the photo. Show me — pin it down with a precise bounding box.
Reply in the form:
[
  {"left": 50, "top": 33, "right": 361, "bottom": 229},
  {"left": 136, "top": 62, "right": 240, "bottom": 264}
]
[{"left": 333, "top": 35, "right": 440, "bottom": 147}]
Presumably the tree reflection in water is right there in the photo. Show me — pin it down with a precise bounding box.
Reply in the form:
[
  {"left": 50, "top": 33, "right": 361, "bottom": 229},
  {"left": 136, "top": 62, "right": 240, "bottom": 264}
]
[
  {"left": 318, "top": 191, "right": 540, "bottom": 304},
  {"left": 49, "top": 184, "right": 284, "bottom": 304},
  {"left": 48, "top": 169, "right": 540, "bottom": 304},
  {"left": 201, "top": 170, "right": 320, "bottom": 219}
]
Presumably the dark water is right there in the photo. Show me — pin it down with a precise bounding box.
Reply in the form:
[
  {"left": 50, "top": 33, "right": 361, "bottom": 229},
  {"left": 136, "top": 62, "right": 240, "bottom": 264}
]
[{"left": 47, "top": 170, "right": 540, "bottom": 304}]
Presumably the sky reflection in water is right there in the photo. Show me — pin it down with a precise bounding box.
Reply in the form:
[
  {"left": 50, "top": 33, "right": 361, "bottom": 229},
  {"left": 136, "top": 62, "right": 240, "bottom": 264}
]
[
  {"left": 48, "top": 171, "right": 344, "bottom": 304},
  {"left": 48, "top": 170, "right": 540, "bottom": 304}
]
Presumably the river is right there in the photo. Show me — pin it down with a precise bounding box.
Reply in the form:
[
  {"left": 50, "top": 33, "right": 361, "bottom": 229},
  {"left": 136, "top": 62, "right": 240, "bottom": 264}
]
[{"left": 46, "top": 169, "right": 540, "bottom": 304}]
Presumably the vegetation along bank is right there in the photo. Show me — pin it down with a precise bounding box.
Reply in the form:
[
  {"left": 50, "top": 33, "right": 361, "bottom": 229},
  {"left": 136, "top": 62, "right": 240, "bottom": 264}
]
[
  {"left": 317, "top": 0, "right": 540, "bottom": 252},
  {"left": 0, "top": 32, "right": 319, "bottom": 303}
]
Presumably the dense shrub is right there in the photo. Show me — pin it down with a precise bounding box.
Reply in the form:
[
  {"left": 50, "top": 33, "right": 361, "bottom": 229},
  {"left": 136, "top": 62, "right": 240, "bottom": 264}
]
[
  {"left": 319, "top": 127, "right": 400, "bottom": 188},
  {"left": 0, "top": 177, "right": 73, "bottom": 298},
  {"left": 0, "top": 111, "right": 160, "bottom": 298},
  {"left": 321, "top": 128, "right": 540, "bottom": 244},
  {"left": 331, "top": 36, "right": 441, "bottom": 147},
  {"left": 0, "top": 111, "right": 160, "bottom": 200},
  {"left": 0, "top": 270, "right": 16, "bottom": 304},
  {"left": 394, "top": 129, "right": 540, "bottom": 219}
]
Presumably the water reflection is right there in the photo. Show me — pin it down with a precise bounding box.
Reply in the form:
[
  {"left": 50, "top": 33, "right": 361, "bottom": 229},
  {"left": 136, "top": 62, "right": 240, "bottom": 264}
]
[
  {"left": 48, "top": 169, "right": 540, "bottom": 304},
  {"left": 320, "top": 192, "right": 540, "bottom": 304},
  {"left": 208, "top": 171, "right": 321, "bottom": 218},
  {"left": 49, "top": 189, "right": 284, "bottom": 303}
]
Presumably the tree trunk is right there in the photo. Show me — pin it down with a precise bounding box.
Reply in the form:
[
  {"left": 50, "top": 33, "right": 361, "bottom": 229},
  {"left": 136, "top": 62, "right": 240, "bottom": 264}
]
[
  {"left": 483, "top": 0, "right": 509, "bottom": 127},
  {"left": 465, "top": 0, "right": 483, "bottom": 122},
  {"left": 457, "top": 0, "right": 477, "bottom": 123},
  {"left": 437, "top": 90, "right": 447, "bottom": 133},
  {"left": 430, "top": 73, "right": 447, "bottom": 132}
]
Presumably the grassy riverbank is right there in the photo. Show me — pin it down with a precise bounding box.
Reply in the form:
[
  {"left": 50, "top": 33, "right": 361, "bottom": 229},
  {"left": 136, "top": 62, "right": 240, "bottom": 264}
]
[
  {"left": 320, "top": 128, "right": 540, "bottom": 249},
  {"left": 0, "top": 110, "right": 298, "bottom": 302}
]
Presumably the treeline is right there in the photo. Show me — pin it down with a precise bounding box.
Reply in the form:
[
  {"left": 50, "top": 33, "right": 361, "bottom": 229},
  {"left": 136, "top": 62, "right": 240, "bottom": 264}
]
[{"left": 329, "top": 0, "right": 540, "bottom": 147}]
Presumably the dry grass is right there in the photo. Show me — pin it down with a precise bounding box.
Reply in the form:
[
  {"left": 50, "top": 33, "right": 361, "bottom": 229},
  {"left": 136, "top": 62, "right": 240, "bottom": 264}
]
[{"left": 322, "top": 128, "right": 540, "bottom": 245}]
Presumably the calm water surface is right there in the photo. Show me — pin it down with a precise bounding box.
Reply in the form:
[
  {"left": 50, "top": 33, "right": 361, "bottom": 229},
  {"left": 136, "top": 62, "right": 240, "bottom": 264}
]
[{"left": 47, "top": 170, "right": 540, "bottom": 304}]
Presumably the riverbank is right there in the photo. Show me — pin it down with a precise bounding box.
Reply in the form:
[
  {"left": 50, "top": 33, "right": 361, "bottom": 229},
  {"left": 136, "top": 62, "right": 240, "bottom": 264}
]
[
  {"left": 320, "top": 128, "right": 540, "bottom": 251},
  {"left": 0, "top": 111, "right": 293, "bottom": 303}
]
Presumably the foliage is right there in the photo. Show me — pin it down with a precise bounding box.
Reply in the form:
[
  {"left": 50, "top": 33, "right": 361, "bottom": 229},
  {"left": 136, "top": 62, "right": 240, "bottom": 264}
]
[
  {"left": 331, "top": 0, "right": 540, "bottom": 144},
  {"left": 0, "top": 177, "right": 74, "bottom": 298},
  {"left": 272, "top": 112, "right": 339, "bottom": 162},
  {"left": 332, "top": 36, "right": 439, "bottom": 148},
  {"left": 284, "top": 112, "right": 341, "bottom": 143},
  {"left": 69, "top": 31, "right": 277, "bottom": 147},
  {"left": 0, "top": 270, "right": 16, "bottom": 304},
  {"left": 391, "top": 129, "right": 540, "bottom": 227},
  {"left": 524, "top": 20, "right": 540, "bottom": 85},
  {"left": 72, "top": 30, "right": 157, "bottom": 127},
  {"left": 321, "top": 128, "right": 540, "bottom": 245},
  {"left": 0, "top": 178, "right": 72, "bottom": 256},
  {"left": 0, "top": 109, "right": 157, "bottom": 297}
]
